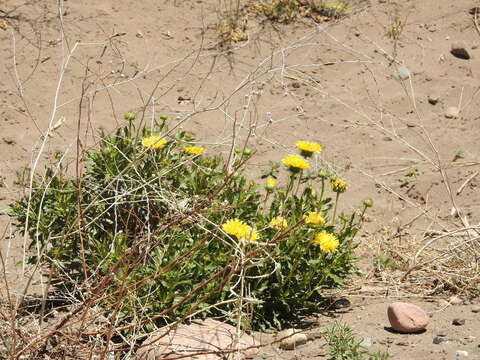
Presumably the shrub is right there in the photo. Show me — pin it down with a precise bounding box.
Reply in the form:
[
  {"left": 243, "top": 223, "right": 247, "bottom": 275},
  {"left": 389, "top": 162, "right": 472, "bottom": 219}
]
[{"left": 10, "top": 114, "right": 369, "bottom": 330}]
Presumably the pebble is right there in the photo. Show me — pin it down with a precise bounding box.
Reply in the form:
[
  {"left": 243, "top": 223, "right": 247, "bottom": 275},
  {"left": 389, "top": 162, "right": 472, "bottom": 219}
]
[
  {"left": 436, "top": 299, "right": 449, "bottom": 308},
  {"left": 451, "top": 42, "right": 471, "bottom": 60},
  {"left": 433, "top": 336, "right": 447, "bottom": 344},
  {"left": 360, "top": 337, "right": 372, "bottom": 348},
  {"left": 278, "top": 328, "right": 308, "bottom": 350},
  {"left": 456, "top": 350, "right": 469, "bottom": 357},
  {"left": 449, "top": 295, "right": 463, "bottom": 305},
  {"left": 452, "top": 318, "right": 465, "bottom": 326},
  {"left": 428, "top": 96, "right": 439, "bottom": 105},
  {"left": 2, "top": 137, "right": 15, "bottom": 145},
  {"left": 387, "top": 302, "right": 429, "bottom": 333},
  {"left": 445, "top": 106, "right": 459, "bottom": 119},
  {"left": 472, "top": 306, "right": 480, "bottom": 313},
  {"left": 393, "top": 66, "right": 410, "bottom": 81}
]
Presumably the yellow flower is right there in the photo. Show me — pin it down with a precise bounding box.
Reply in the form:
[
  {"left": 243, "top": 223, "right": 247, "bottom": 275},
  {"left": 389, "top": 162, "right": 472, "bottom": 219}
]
[
  {"left": 243, "top": 227, "right": 259, "bottom": 242},
  {"left": 296, "top": 140, "right": 322, "bottom": 157},
  {"left": 312, "top": 232, "right": 339, "bottom": 253},
  {"left": 304, "top": 212, "right": 325, "bottom": 226},
  {"left": 265, "top": 177, "right": 276, "bottom": 191},
  {"left": 269, "top": 216, "right": 288, "bottom": 230},
  {"left": 222, "top": 219, "right": 259, "bottom": 242},
  {"left": 282, "top": 154, "right": 309, "bottom": 171},
  {"left": 142, "top": 136, "right": 168, "bottom": 150},
  {"left": 331, "top": 178, "right": 347, "bottom": 193},
  {"left": 183, "top": 146, "right": 205, "bottom": 155}
]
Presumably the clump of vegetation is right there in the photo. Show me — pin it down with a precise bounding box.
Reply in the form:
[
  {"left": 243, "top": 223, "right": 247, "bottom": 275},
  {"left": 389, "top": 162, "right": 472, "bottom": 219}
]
[
  {"left": 252, "top": 0, "right": 351, "bottom": 24},
  {"left": 10, "top": 114, "right": 370, "bottom": 330},
  {"left": 324, "top": 321, "right": 392, "bottom": 360}
]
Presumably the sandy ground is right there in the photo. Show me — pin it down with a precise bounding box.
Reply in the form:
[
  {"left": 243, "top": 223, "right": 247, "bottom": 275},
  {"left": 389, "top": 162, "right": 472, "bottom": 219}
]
[{"left": 0, "top": 0, "right": 479, "bottom": 358}]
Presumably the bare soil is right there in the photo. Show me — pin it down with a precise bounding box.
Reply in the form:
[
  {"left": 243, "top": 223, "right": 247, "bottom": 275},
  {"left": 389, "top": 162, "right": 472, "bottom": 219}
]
[{"left": 0, "top": 0, "right": 479, "bottom": 359}]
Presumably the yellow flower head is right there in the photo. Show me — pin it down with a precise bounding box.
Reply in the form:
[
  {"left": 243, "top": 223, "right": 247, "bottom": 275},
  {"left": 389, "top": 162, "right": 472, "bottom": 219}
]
[
  {"left": 269, "top": 216, "right": 288, "bottom": 230},
  {"left": 304, "top": 212, "right": 325, "bottom": 226},
  {"left": 265, "top": 177, "right": 276, "bottom": 191},
  {"left": 331, "top": 178, "right": 348, "bottom": 193},
  {"left": 296, "top": 140, "right": 322, "bottom": 157},
  {"left": 282, "top": 154, "right": 309, "bottom": 171},
  {"left": 222, "top": 219, "right": 259, "bottom": 242},
  {"left": 142, "top": 136, "right": 168, "bottom": 150},
  {"left": 312, "top": 232, "right": 339, "bottom": 253},
  {"left": 243, "top": 227, "right": 260, "bottom": 242},
  {"left": 183, "top": 146, "right": 205, "bottom": 155}
]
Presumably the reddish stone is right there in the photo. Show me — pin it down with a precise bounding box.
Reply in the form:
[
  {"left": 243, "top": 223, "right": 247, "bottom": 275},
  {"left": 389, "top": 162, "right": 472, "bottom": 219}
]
[{"left": 387, "top": 302, "right": 429, "bottom": 333}]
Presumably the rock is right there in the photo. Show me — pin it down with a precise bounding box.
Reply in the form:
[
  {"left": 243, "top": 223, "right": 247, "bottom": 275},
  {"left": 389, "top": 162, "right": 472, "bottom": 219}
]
[
  {"left": 360, "top": 337, "right": 372, "bottom": 348},
  {"left": 445, "top": 106, "right": 459, "bottom": 119},
  {"left": 387, "top": 302, "right": 430, "bottom": 333},
  {"left": 433, "top": 336, "right": 447, "bottom": 344},
  {"left": 2, "top": 137, "right": 15, "bottom": 145},
  {"left": 436, "top": 299, "right": 449, "bottom": 308},
  {"left": 427, "top": 96, "right": 439, "bottom": 105},
  {"left": 136, "top": 318, "right": 258, "bottom": 360},
  {"left": 291, "top": 82, "right": 301, "bottom": 89},
  {"left": 393, "top": 66, "right": 410, "bottom": 81},
  {"left": 456, "top": 350, "right": 469, "bottom": 357},
  {"left": 471, "top": 306, "right": 480, "bottom": 313},
  {"left": 278, "top": 328, "right": 307, "bottom": 350},
  {"left": 449, "top": 295, "right": 463, "bottom": 305},
  {"left": 451, "top": 42, "right": 471, "bottom": 60},
  {"left": 452, "top": 318, "right": 465, "bottom": 326}
]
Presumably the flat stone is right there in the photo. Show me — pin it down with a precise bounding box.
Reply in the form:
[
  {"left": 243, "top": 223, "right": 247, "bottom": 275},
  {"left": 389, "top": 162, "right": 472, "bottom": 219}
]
[
  {"left": 455, "top": 350, "right": 469, "bottom": 357},
  {"left": 393, "top": 66, "right": 410, "bottom": 81},
  {"left": 451, "top": 42, "right": 471, "bottom": 60},
  {"left": 471, "top": 305, "right": 480, "bottom": 313},
  {"left": 387, "top": 302, "right": 429, "bottom": 333},
  {"left": 433, "top": 336, "right": 447, "bottom": 344},
  {"left": 136, "top": 318, "right": 258, "bottom": 360},
  {"left": 445, "top": 107, "right": 459, "bottom": 119},
  {"left": 449, "top": 295, "right": 463, "bottom": 305},
  {"left": 452, "top": 318, "right": 465, "bottom": 326},
  {"left": 278, "top": 329, "right": 308, "bottom": 350}
]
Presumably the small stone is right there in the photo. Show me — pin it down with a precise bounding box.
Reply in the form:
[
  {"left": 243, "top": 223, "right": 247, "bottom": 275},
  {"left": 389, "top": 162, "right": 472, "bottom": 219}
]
[
  {"left": 291, "top": 82, "right": 301, "bottom": 89},
  {"left": 471, "top": 305, "right": 480, "bottom": 313},
  {"left": 2, "top": 137, "right": 15, "bottom": 145},
  {"left": 360, "top": 337, "right": 372, "bottom": 348},
  {"left": 387, "top": 302, "right": 430, "bottom": 333},
  {"left": 451, "top": 42, "right": 471, "bottom": 60},
  {"left": 433, "top": 336, "right": 447, "bottom": 344},
  {"left": 428, "top": 96, "right": 439, "bottom": 105},
  {"left": 278, "top": 329, "right": 308, "bottom": 350},
  {"left": 456, "top": 350, "right": 469, "bottom": 357},
  {"left": 436, "top": 299, "right": 449, "bottom": 308},
  {"left": 452, "top": 318, "right": 465, "bottom": 326},
  {"left": 462, "top": 300, "right": 471, "bottom": 305},
  {"left": 449, "top": 295, "right": 462, "bottom": 305},
  {"left": 445, "top": 107, "right": 459, "bottom": 119},
  {"left": 136, "top": 30, "right": 144, "bottom": 38},
  {"left": 393, "top": 66, "right": 410, "bottom": 81}
]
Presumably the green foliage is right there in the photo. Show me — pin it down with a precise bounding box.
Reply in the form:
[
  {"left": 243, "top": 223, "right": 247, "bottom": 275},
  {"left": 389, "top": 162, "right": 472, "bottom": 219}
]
[
  {"left": 373, "top": 254, "right": 397, "bottom": 271},
  {"left": 324, "top": 321, "right": 392, "bottom": 360},
  {"left": 10, "top": 115, "right": 367, "bottom": 330}
]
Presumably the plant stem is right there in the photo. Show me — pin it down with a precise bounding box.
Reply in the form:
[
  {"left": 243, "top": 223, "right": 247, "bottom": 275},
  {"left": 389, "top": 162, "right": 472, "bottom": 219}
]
[{"left": 331, "top": 192, "right": 340, "bottom": 226}]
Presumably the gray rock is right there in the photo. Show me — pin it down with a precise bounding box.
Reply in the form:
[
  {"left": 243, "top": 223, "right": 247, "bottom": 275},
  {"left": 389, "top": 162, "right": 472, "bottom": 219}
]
[
  {"left": 433, "top": 336, "right": 447, "bottom": 344},
  {"left": 360, "top": 337, "right": 372, "bottom": 348},
  {"left": 393, "top": 66, "right": 411, "bottom": 81},
  {"left": 452, "top": 318, "right": 466, "bottom": 326},
  {"left": 451, "top": 42, "right": 471, "bottom": 60}
]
